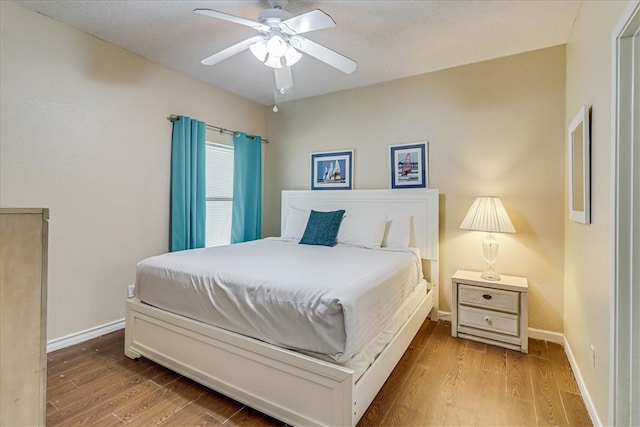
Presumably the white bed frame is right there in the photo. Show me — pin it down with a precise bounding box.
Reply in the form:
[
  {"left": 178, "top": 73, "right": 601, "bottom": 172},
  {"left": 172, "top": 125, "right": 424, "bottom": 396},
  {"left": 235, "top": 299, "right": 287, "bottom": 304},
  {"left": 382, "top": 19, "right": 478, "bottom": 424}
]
[{"left": 125, "top": 189, "right": 439, "bottom": 426}]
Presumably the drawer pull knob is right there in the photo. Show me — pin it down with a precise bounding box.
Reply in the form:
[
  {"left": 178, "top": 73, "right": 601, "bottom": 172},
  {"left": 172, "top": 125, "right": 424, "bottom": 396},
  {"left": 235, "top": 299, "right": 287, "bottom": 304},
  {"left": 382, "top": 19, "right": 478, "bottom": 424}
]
[
  {"left": 484, "top": 316, "right": 491, "bottom": 323},
  {"left": 482, "top": 294, "right": 492, "bottom": 300}
]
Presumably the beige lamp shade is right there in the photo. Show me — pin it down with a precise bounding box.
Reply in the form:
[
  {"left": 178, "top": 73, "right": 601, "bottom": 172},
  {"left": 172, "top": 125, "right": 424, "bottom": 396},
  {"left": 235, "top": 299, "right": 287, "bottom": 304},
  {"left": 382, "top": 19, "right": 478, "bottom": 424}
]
[
  {"left": 460, "top": 196, "right": 515, "bottom": 280},
  {"left": 459, "top": 197, "right": 516, "bottom": 233}
]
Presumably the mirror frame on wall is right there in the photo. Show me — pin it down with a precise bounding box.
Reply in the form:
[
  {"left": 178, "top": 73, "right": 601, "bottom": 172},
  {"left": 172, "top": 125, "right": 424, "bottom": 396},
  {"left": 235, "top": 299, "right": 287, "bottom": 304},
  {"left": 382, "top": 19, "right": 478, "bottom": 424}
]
[{"left": 568, "top": 104, "right": 591, "bottom": 224}]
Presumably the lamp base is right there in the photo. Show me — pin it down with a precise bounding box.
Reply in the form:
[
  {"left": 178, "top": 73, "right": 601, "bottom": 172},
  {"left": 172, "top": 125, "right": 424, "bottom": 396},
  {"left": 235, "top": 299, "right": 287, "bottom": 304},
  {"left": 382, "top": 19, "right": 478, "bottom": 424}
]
[
  {"left": 481, "top": 268, "right": 501, "bottom": 281},
  {"left": 482, "top": 233, "right": 501, "bottom": 281}
]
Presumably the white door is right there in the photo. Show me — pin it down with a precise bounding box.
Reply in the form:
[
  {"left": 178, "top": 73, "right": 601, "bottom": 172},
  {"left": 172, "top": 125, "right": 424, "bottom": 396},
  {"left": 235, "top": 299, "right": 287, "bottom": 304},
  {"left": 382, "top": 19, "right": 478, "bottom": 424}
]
[
  {"left": 611, "top": 2, "right": 639, "bottom": 426},
  {"left": 631, "top": 25, "right": 639, "bottom": 425}
]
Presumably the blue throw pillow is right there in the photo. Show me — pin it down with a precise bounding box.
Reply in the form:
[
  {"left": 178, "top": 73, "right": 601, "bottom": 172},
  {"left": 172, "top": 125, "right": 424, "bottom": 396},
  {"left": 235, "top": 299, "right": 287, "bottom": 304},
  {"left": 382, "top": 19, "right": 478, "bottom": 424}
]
[{"left": 299, "top": 209, "right": 345, "bottom": 247}]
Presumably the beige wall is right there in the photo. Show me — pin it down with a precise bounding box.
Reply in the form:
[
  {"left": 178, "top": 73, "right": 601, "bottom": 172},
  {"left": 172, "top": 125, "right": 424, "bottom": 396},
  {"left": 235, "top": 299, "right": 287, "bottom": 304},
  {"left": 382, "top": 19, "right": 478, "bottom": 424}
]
[
  {"left": 266, "top": 46, "right": 567, "bottom": 332},
  {"left": 0, "top": 2, "right": 267, "bottom": 340},
  {"left": 3, "top": 11, "right": 624, "bottom": 424},
  {"left": 564, "top": 1, "right": 629, "bottom": 423}
]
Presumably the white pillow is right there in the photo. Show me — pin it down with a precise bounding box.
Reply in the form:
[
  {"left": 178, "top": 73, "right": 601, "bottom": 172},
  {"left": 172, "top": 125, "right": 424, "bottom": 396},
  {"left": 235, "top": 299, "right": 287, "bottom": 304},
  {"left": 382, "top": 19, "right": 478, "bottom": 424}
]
[
  {"left": 382, "top": 216, "right": 411, "bottom": 248},
  {"left": 337, "top": 214, "right": 387, "bottom": 249},
  {"left": 281, "top": 207, "right": 311, "bottom": 240}
]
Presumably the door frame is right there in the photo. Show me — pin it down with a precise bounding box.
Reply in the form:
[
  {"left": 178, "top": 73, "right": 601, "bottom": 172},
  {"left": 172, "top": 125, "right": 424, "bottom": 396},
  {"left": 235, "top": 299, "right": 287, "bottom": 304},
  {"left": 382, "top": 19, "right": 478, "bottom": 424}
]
[{"left": 610, "top": 1, "right": 639, "bottom": 425}]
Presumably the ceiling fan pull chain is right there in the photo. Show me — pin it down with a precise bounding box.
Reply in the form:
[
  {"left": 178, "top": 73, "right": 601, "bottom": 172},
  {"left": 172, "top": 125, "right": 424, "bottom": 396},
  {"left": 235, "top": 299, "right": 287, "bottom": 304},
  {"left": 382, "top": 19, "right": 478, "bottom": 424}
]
[{"left": 272, "top": 88, "right": 279, "bottom": 113}]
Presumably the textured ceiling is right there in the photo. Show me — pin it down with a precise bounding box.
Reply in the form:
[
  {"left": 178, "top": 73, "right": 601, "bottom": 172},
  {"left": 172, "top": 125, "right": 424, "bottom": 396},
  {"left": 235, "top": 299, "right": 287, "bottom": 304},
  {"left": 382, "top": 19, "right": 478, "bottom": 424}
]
[{"left": 14, "top": 0, "right": 581, "bottom": 106}]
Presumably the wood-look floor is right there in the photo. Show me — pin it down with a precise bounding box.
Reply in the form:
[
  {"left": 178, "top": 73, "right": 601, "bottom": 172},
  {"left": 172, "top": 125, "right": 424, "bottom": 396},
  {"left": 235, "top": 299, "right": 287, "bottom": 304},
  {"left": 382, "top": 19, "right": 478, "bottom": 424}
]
[{"left": 46, "top": 320, "right": 592, "bottom": 426}]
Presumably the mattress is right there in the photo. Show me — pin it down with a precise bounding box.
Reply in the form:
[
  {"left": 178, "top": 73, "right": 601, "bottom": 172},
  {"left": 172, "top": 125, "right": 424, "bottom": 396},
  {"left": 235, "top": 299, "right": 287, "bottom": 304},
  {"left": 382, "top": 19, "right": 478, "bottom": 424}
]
[{"left": 135, "top": 238, "right": 426, "bottom": 366}]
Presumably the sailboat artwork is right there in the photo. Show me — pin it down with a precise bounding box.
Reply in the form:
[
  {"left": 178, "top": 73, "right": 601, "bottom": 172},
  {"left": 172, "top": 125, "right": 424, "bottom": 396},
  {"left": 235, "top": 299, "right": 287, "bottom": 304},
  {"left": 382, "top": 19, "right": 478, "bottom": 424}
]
[
  {"left": 311, "top": 150, "right": 353, "bottom": 190},
  {"left": 399, "top": 153, "right": 415, "bottom": 179},
  {"left": 320, "top": 160, "right": 343, "bottom": 183},
  {"left": 390, "top": 143, "right": 428, "bottom": 189}
]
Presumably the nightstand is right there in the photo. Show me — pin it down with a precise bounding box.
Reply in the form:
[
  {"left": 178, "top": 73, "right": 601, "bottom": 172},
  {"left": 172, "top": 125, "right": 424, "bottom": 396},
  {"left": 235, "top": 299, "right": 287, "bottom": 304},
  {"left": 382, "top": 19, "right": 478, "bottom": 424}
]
[{"left": 451, "top": 269, "right": 528, "bottom": 353}]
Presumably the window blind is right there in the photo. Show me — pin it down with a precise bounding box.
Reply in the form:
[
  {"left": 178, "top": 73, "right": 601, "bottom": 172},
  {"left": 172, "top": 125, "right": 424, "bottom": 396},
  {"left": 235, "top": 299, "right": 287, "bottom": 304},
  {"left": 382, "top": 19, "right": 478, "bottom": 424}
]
[{"left": 205, "top": 143, "right": 234, "bottom": 247}]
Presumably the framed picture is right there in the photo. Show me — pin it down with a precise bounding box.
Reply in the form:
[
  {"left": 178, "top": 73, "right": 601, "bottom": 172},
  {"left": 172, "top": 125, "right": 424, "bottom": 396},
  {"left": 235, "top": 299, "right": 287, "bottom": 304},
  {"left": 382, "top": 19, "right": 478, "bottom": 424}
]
[
  {"left": 568, "top": 105, "right": 591, "bottom": 224},
  {"left": 390, "top": 142, "right": 428, "bottom": 189},
  {"left": 311, "top": 150, "right": 353, "bottom": 190}
]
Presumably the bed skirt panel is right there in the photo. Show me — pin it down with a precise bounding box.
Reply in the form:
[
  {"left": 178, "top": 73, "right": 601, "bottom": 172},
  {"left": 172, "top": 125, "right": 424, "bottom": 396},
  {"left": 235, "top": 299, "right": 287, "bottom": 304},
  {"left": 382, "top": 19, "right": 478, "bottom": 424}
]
[
  {"left": 125, "top": 298, "right": 353, "bottom": 426},
  {"left": 125, "top": 288, "right": 433, "bottom": 426}
]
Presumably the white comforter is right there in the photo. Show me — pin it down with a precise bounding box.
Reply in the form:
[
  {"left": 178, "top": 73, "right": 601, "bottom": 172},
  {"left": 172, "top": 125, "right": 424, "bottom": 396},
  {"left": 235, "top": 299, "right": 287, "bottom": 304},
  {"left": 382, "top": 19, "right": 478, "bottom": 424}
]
[{"left": 135, "top": 238, "right": 424, "bottom": 363}]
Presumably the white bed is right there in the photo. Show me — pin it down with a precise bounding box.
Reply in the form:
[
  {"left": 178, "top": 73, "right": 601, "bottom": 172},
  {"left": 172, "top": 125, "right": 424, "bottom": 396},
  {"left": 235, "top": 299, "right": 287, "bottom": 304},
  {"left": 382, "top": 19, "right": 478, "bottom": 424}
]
[
  {"left": 124, "top": 189, "right": 439, "bottom": 426},
  {"left": 134, "top": 239, "right": 427, "bottom": 378}
]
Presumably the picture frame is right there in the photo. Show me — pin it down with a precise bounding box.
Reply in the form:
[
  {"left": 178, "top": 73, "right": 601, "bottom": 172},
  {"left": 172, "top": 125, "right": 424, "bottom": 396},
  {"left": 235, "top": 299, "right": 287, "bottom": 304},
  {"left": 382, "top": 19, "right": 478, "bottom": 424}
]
[
  {"left": 390, "top": 142, "right": 428, "bottom": 189},
  {"left": 568, "top": 105, "right": 591, "bottom": 224},
  {"left": 310, "top": 150, "right": 353, "bottom": 190}
]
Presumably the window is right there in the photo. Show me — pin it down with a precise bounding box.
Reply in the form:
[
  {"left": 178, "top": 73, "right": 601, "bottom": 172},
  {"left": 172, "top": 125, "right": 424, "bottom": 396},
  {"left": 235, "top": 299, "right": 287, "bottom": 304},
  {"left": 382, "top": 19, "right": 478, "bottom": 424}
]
[{"left": 205, "top": 142, "right": 234, "bottom": 247}]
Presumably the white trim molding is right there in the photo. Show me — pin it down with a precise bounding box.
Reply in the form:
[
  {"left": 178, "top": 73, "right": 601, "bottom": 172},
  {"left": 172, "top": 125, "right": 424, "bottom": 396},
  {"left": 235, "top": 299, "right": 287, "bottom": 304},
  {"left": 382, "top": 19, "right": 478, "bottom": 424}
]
[
  {"left": 610, "top": 2, "right": 640, "bottom": 426},
  {"left": 47, "top": 318, "right": 125, "bottom": 353},
  {"left": 565, "top": 336, "right": 601, "bottom": 426},
  {"left": 443, "top": 309, "right": 563, "bottom": 344},
  {"left": 49, "top": 318, "right": 565, "bottom": 353},
  {"left": 528, "top": 327, "right": 563, "bottom": 344},
  {"left": 438, "top": 310, "right": 452, "bottom": 321}
]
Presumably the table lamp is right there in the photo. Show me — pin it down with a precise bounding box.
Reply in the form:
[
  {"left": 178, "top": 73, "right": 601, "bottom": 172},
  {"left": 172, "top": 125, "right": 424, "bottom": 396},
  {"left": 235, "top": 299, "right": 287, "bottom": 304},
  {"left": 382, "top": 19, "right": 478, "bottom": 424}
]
[{"left": 459, "top": 196, "right": 516, "bottom": 281}]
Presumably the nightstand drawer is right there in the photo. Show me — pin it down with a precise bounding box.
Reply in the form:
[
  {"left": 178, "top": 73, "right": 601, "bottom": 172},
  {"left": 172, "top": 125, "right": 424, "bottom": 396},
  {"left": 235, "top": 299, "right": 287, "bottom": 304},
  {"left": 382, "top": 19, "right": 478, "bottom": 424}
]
[
  {"left": 458, "top": 284, "right": 519, "bottom": 313},
  {"left": 458, "top": 305, "right": 519, "bottom": 336}
]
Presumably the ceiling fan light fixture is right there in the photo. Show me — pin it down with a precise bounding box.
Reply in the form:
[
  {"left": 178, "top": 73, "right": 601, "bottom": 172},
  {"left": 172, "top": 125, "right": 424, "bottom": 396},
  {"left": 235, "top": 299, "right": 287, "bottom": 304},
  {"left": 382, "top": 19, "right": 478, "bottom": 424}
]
[
  {"left": 283, "top": 45, "right": 302, "bottom": 66},
  {"left": 263, "top": 55, "right": 283, "bottom": 68},
  {"left": 249, "top": 40, "right": 268, "bottom": 62},
  {"left": 252, "top": 39, "right": 301, "bottom": 68},
  {"left": 266, "top": 32, "right": 288, "bottom": 58}
]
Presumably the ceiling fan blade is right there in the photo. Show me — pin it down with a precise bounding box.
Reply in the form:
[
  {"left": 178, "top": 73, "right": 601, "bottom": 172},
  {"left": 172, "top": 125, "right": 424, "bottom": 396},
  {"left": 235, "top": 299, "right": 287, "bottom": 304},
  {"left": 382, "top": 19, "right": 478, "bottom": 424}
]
[
  {"left": 194, "top": 9, "right": 270, "bottom": 32},
  {"left": 290, "top": 36, "right": 357, "bottom": 74},
  {"left": 274, "top": 66, "right": 293, "bottom": 91},
  {"left": 201, "top": 35, "right": 264, "bottom": 65},
  {"left": 280, "top": 10, "right": 335, "bottom": 35}
]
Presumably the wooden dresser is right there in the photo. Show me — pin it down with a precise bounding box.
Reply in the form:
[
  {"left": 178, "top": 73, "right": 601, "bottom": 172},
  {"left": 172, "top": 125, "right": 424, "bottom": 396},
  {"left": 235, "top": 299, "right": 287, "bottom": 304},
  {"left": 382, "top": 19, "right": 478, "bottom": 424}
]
[{"left": 0, "top": 208, "right": 49, "bottom": 426}]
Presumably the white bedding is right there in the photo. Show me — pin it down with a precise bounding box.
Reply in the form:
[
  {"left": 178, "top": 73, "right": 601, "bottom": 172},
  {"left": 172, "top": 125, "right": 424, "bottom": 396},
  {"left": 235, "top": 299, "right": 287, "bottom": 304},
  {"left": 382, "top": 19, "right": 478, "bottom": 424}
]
[{"left": 135, "top": 238, "right": 425, "bottom": 365}]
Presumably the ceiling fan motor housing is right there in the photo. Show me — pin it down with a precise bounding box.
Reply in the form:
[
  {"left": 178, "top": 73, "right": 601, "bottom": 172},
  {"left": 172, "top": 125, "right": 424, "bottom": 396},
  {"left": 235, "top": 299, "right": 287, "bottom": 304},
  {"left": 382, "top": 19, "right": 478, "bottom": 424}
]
[{"left": 258, "top": 8, "right": 293, "bottom": 29}]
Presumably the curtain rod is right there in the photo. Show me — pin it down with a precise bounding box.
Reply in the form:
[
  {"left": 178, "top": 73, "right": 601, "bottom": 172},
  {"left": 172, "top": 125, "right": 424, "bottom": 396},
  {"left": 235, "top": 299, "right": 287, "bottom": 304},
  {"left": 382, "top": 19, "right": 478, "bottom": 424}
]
[{"left": 167, "top": 115, "right": 269, "bottom": 144}]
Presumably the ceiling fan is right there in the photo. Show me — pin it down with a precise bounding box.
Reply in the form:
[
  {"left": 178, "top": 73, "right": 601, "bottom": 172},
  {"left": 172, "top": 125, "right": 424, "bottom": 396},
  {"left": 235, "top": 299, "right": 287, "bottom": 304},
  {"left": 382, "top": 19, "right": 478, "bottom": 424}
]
[{"left": 194, "top": 4, "right": 357, "bottom": 93}]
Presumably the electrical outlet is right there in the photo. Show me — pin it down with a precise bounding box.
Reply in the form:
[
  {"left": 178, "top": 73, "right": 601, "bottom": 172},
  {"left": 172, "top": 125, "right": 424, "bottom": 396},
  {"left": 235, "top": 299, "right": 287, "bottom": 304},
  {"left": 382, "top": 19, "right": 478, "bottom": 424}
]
[
  {"left": 590, "top": 344, "right": 596, "bottom": 368},
  {"left": 127, "top": 284, "right": 135, "bottom": 298}
]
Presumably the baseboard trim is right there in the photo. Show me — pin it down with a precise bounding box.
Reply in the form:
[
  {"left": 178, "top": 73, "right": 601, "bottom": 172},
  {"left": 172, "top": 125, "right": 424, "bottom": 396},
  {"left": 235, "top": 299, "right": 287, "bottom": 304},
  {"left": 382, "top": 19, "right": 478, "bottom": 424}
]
[
  {"left": 528, "top": 327, "right": 564, "bottom": 344},
  {"left": 438, "top": 310, "right": 452, "bottom": 321},
  {"left": 564, "top": 337, "right": 601, "bottom": 426},
  {"left": 47, "top": 318, "right": 125, "bottom": 353},
  {"left": 438, "top": 313, "right": 563, "bottom": 345}
]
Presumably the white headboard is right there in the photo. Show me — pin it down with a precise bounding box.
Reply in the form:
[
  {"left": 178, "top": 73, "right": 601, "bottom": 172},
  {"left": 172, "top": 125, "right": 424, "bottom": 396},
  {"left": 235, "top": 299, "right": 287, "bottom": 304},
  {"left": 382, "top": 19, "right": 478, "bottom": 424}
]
[{"left": 281, "top": 189, "right": 439, "bottom": 261}]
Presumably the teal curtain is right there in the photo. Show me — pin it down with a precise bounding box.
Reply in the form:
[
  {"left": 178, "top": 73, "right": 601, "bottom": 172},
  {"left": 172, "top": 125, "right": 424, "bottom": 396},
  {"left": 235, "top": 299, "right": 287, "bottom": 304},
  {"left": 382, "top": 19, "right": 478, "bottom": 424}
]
[
  {"left": 231, "top": 132, "right": 262, "bottom": 243},
  {"left": 170, "top": 116, "right": 206, "bottom": 251}
]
